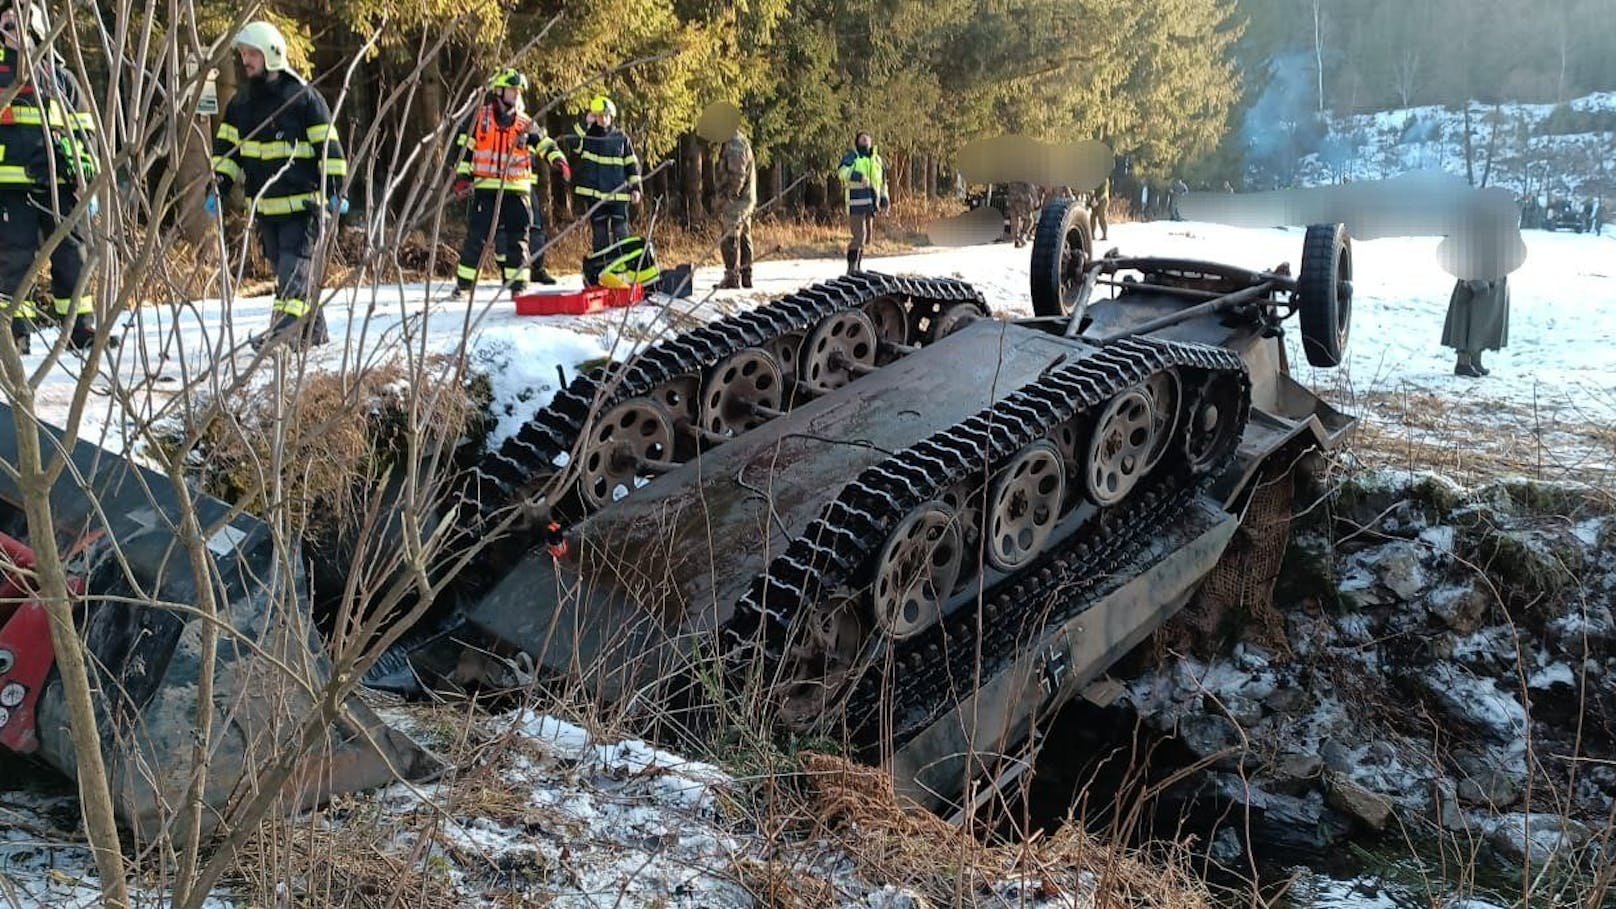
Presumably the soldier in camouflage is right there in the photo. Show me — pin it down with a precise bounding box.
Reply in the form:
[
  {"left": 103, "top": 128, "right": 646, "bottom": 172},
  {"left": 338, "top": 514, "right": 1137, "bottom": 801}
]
[
  {"left": 1005, "top": 182, "right": 1040, "bottom": 248},
  {"left": 713, "top": 127, "right": 756, "bottom": 289}
]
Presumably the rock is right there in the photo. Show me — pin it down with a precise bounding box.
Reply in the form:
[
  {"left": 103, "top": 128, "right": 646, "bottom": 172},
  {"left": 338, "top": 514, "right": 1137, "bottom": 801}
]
[
  {"left": 1426, "top": 583, "right": 1492, "bottom": 635},
  {"left": 1453, "top": 752, "right": 1523, "bottom": 810},
  {"left": 863, "top": 886, "right": 933, "bottom": 909},
  {"left": 1325, "top": 773, "right": 1395, "bottom": 831},
  {"left": 1419, "top": 664, "right": 1527, "bottom": 744},
  {"left": 1175, "top": 714, "right": 1244, "bottom": 768},
  {"left": 1268, "top": 753, "right": 1324, "bottom": 796},
  {"left": 1370, "top": 541, "right": 1429, "bottom": 601},
  {"left": 1456, "top": 771, "right": 1521, "bottom": 810},
  {"left": 1263, "top": 685, "right": 1306, "bottom": 715},
  {"left": 1320, "top": 740, "right": 1356, "bottom": 773},
  {"left": 1464, "top": 526, "right": 1581, "bottom": 606},
  {"left": 1220, "top": 694, "right": 1265, "bottom": 729},
  {"left": 1486, "top": 812, "right": 1591, "bottom": 866},
  {"left": 1208, "top": 827, "right": 1244, "bottom": 866}
]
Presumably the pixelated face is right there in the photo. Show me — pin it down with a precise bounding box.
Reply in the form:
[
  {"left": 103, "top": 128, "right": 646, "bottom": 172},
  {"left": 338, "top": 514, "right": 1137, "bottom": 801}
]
[{"left": 498, "top": 87, "right": 520, "bottom": 107}]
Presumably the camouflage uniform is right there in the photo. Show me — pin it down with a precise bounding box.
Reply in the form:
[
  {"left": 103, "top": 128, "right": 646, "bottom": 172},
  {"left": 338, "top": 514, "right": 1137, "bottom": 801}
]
[
  {"left": 1005, "top": 182, "right": 1039, "bottom": 247},
  {"left": 1089, "top": 178, "right": 1110, "bottom": 241},
  {"left": 713, "top": 130, "right": 756, "bottom": 288}
]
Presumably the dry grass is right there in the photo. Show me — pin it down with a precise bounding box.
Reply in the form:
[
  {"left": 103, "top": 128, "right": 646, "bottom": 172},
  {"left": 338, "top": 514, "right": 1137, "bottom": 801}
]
[
  {"left": 184, "top": 355, "right": 486, "bottom": 534},
  {"left": 795, "top": 753, "right": 1214, "bottom": 908}
]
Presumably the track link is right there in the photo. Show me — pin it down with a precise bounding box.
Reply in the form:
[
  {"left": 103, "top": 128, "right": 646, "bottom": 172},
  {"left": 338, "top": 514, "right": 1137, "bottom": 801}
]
[{"left": 464, "top": 272, "right": 989, "bottom": 521}]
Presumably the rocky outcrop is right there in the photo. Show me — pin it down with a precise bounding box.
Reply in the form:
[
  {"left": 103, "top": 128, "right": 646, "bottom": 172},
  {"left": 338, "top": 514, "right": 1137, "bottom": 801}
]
[{"left": 1125, "top": 470, "right": 1616, "bottom": 869}]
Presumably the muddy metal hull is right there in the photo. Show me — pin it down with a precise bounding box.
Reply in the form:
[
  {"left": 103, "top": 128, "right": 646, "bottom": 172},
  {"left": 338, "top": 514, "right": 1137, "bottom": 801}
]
[{"left": 0, "top": 404, "right": 439, "bottom": 834}]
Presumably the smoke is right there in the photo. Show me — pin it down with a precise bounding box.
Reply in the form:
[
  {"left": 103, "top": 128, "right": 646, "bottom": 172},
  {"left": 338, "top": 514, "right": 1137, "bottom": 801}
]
[{"left": 1242, "top": 51, "right": 1326, "bottom": 187}]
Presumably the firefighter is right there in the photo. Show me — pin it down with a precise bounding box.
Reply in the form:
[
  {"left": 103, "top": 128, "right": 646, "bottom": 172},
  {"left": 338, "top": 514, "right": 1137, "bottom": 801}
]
[
  {"left": 448, "top": 69, "right": 571, "bottom": 298},
  {"left": 207, "top": 21, "right": 348, "bottom": 350},
  {"left": 837, "top": 131, "right": 888, "bottom": 274},
  {"left": 560, "top": 95, "right": 641, "bottom": 284},
  {"left": 0, "top": 2, "right": 101, "bottom": 354}
]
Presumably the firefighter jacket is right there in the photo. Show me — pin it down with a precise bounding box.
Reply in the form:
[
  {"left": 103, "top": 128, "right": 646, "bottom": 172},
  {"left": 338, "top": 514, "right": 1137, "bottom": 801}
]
[
  {"left": 453, "top": 101, "right": 563, "bottom": 192},
  {"left": 837, "top": 146, "right": 887, "bottom": 215},
  {"left": 561, "top": 122, "right": 640, "bottom": 205},
  {"left": 0, "top": 47, "right": 98, "bottom": 190},
  {"left": 212, "top": 72, "right": 347, "bottom": 216}
]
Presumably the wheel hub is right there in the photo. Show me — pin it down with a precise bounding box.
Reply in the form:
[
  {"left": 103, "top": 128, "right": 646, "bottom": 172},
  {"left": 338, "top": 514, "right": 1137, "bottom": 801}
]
[
  {"left": 986, "top": 441, "right": 1065, "bottom": 571},
  {"left": 578, "top": 397, "right": 675, "bottom": 509},
  {"left": 872, "top": 502, "right": 962, "bottom": 639},
  {"left": 802, "top": 309, "right": 877, "bottom": 391},
  {"left": 700, "top": 347, "right": 783, "bottom": 437},
  {"left": 1085, "top": 388, "right": 1157, "bottom": 506}
]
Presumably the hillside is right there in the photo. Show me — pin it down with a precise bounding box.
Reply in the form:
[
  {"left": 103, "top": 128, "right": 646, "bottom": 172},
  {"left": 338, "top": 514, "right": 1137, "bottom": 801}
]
[{"left": 1271, "top": 90, "right": 1616, "bottom": 201}]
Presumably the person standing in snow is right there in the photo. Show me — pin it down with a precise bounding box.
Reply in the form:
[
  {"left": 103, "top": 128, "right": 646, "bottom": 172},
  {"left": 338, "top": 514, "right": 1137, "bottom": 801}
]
[
  {"left": 1442, "top": 276, "right": 1509, "bottom": 378},
  {"left": 838, "top": 131, "right": 888, "bottom": 274},
  {"left": 208, "top": 21, "right": 347, "bottom": 350},
  {"left": 448, "top": 68, "right": 571, "bottom": 298},
  {"left": 1089, "top": 177, "right": 1110, "bottom": 242},
  {"left": 712, "top": 126, "right": 756, "bottom": 289},
  {"left": 1004, "top": 182, "right": 1039, "bottom": 248},
  {"left": 0, "top": 2, "right": 102, "bottom": 354},
  {"left": 559, "top": 95, "right": 641, "bottom": 285},
  {"left": 1168, "top": 178, "right": 1188, "bottom": 221}
]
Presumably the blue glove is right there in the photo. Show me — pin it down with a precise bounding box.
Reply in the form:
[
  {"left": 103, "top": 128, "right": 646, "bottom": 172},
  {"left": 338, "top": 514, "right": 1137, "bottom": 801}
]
[
  {"left": 86, "top": 196, "right": 99, "bottom": 218},
  {"left": 203, "top": 191, "right": 220, "bottom": 216},
  {"left": 327, "top": 196, "right": 349, "bottom": 216}
]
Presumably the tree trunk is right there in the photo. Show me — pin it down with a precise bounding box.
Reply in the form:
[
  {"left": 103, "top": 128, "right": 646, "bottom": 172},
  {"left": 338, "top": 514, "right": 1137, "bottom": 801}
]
[
  {"left": 678, "top": 133, "right": 701, "bottom": 226},
  {"left": 1462, "top": 104, "right": 1475, "bottom": 187},
  {"left": 700, "top": 141, "right": 716, "bottom": 220},
  {"left": 924, "top": 154, "right": 938, "bottom": 198},
  {"left": 760, "top": 161, "right": 782, "bottom": 211},
  {"left": 1312, "top": 0, "right": 1326, "bottom": 113}
]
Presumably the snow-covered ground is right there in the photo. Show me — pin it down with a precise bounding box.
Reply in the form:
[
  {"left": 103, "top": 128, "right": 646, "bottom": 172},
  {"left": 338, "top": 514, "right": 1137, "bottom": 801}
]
[
  {"left": 20, "top": 220, "right": 1616, "bottom": 481},
  {"left": 1291, "top": 90, "right": 1616, "bottom": 199}
]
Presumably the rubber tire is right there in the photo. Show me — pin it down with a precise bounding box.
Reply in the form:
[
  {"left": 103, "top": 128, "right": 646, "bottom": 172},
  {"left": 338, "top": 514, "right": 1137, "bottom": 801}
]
[
  {"left": 1296, "top": 222, "right": 1352, "bottom": 368},
  {"left": 1030, "top": 195, "right": 1093, "bottom": 318}
]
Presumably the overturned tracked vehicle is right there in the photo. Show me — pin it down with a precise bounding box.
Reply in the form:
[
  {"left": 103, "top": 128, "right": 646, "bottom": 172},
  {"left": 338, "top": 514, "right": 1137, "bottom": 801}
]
[{"left": 432, "top": 200, "right": 1358, "bottom": 811}]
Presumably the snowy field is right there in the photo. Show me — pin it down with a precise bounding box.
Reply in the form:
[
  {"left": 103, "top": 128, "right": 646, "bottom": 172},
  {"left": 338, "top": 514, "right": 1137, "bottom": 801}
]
[{"left": 19, "top": 218, "right": 1616, "bottom": 482}]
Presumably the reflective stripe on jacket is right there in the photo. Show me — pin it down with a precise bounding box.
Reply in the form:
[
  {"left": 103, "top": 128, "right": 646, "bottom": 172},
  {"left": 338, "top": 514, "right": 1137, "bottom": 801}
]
[
  {"left": 212, "top": 72, "right": 346, "bottom": 215},
  {"left": 453, "top": 103, "right": 563, "bottom": 192},
  {"left": 562, "top": 123, "right": 640, "bottom": 204},
  {"left": 0, "top": 48, "right": 98, "bottom": 189},
  {"left": 837, "top": 148, "right": 886, "bottom": 214}
]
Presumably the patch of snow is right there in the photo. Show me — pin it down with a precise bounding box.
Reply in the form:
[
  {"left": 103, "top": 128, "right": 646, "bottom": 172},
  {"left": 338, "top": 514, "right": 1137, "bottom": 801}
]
[
  {"left": 1573, "top": 517, "right": 1606, "bottom": 548},
  {"left": 1419, "top": 525, "right": 1457, "bottom": 554},
  {"left": 1527, "top": 662, "right": 1575, "bottom": 690},
  {"left": 1426, "top": 664, "right": 1528, "bottom": 740}
]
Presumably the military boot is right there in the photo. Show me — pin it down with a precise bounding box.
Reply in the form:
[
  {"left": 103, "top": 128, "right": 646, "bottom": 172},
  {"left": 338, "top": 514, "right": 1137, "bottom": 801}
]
[
  {"left": 1470, "top": 350, "right": 1490, "bottom": 376},
  {"left": 739, "top": 235, "right": 754, "bottom": 288},
  {"left": 717, "top": 238, "right": 740, "bottom": 289},
  {"left": 532, "top": 267, "right": 558, "bottom": 286},
  {"left": 846, "top": 249, "right": 861, "bottom": 274},
  {"left": 740, "top": 267, "right": 753, "bottom": 289}
]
